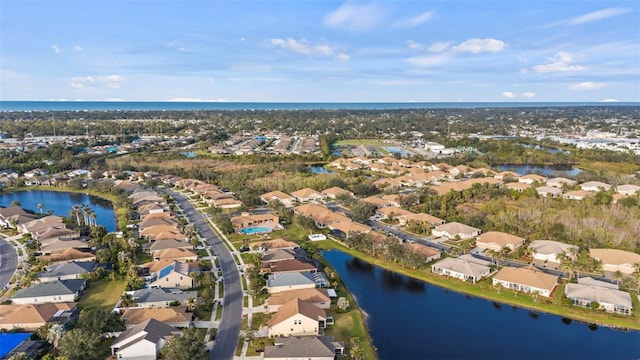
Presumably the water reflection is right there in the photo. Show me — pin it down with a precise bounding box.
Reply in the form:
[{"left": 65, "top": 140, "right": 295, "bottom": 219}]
[
  {"left": 562, "top": 318, "right": 572, "bottom": 325},
  {"left": 380, "top": 270, "right": 425, "bottom": 293}
]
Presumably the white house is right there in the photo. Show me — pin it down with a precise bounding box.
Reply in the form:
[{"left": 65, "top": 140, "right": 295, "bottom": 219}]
[
  {"left": 529, "top": 240, "right": 578, "bottom": 264},
  {"left": 535, "top": 186, "right": 563, "bottom": 198},
  {"left": 589, "top": 249, "right": 640, "bottom": 275},
  {"left": 110, "top": 318, "right": 181, "bottom": 360},
  {"left": 492, "top": 267, "right": 558, "bottom": 298},
  {"left": 431, "top": 257, "right": 491, "bottom": 283},
  {"left": 10, "top": 279, "right": 86, "bottom": 305},
  {"left": 432, "top": 222, "right": 481, "bottom": 240},
  {"left": 268, "top": 299, "right": 327, "bottom": 337},
  {"left": 616, "top": 184, "right": 640, "bottom": 196},
  {"left": 580, "top": 181, "right": 612, "bottom": 192},
  {"left": 565, "top": 277, "right": 632, "bottom": 316},
  {"left": 476, "top": 231, "right": 525, "bottom": 252}
]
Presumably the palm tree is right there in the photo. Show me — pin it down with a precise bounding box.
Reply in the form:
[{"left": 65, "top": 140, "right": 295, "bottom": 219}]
[
  {"left": 71, "top": 205, "right": 82, "bottom": 226},
  {"left": 633, "top": 263, "right": 640, "bottom": 293},
  {"left": 47, "top": 323, "right": 65, "bottom": 350},
  {"left": 82, "top": 204, "right": 90, "bottom": 226},
  {"left": 186, "top": 296, "right": 197, "bottom": 312},
  {"left": 37, "top": 203, "right": 44, "bottom": 214},
  {"left": 120, "top": 293, "right": 137, "bottom": 308}
]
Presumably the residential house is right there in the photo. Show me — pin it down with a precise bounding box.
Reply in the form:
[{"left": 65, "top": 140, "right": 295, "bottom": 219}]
[
  {"left": 121, "top": 307, "right": 192, "bottom": 329},
  {"left": 152, "top": 248, "right": 198, "bottom": 262},
  {"left": 129, "top": 288, "right": 198, "bottom": 309},
  {"left": 268, "top": 299, "right": 327, "bottom": 337},
  {"left": 328, "top": 221, "right": 371, "bottom": 238},
  {"left": 20, "top": 215, "right": 65, "bottom": 235},
  {"left": 290, "top": 188, "right": 325, "bottom": 203},
  {"left": 546, "top": 177, "right": 576, "bottom": 188},
  {"left": 400, "top": 213, "right": 445, "bottom": 228},
  {"left": 535, "top": 186, "right": 563, "bottom": 198},
  {"left": 267, "top": 272, "right": 317, "bottom": 294},
  {"left": 432, "top": 222, "right": 481, "bottom": 240},
  {"left": 494, "top": 171, "right": 520, "bottom": 181},
  {"left": 293, "top": 204, "right": 350, "bottom": 229},
  {"left": 268, "top": 288, "right": 332, "bottom": 310},
  {"left": 375, "top": 206, "right": 413, "bottom": 222},
  {"left": 529, "top": 240, "right": 578, "bottom": 264},
  {"left": 148, "top": 261, "right": 194, "bottom": 289},
  {"left": 476, "top": 231, "right": 526, "bottom": 252},
  {"left": 616, "top": 184, "right": 640, "bottom": 196},
  {"left": 262, "top": 259, "right": 317, "bottom": 275},
  {"left": 580, "top": 181, "right": 612, "bottom": 192},
  {"left": 261, "top": 191, "right": 296, "bottom": 208},
  {"left": 492, "top": 267, "right": 558, "bottom": 298},
  {"left": 0, "top": 206, "right": 37, "bottom": 228},
  {"left": 263, "top": 336, "right": 345, "bottom": 360},
  {"left": 505, "top": 182, "right": 531, "bottom": 192},
  {"left": 110, "top": 318, "right": 181, "bottom": 360},
  {"left": 0, "top": 303, "right": 77, "bottom": 331},
  {"left": 518, "top": 174, "right": 547, "bottom": 185},
  {"left": 37, "top": 261, "right": 95, "bottom": 282},
  {"left": 403, "top": 243, "right": 442, "bottom": 262},
  {"left": 262, "top": 248, "right": 303, "bottom": 263},
  {"left": 565, "top": 277, "right": 632, "bottom": 316},
  {"left": 148, "top": 240, "right": 193, "bottom": 255},
  {"left": 251, "top": 238, "right": 300, "bottom": 251},
  {"left": 589, "top": 249, "right": 640, "bottom": 274},
  {"left": 431, "top": 257, "right": 491, "bottom": 283},
  {"left": 563, "top": 190, "right": 593, "bottom": 200},
  {"left": 38, "top": 248, "right": 96, "bottom": 265},
  {"left": 361, "top": 196, "right": 394, "bottom": 208},
  {"left": 321, "top": 186, "right": 354, "bottom": 200},
  {"left": 231, "top": 213, "right": 280, "bottom": 232},
  {"left": 10, "top": 279, "right": 86, "bottom": 305}
]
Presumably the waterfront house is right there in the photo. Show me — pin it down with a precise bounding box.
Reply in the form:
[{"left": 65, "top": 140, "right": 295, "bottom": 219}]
[
  {"left": 261, "top": 191, "right": 295, "bottom": 208},
  {"left": 492, "top": 267, "right": 558, "bottom": 298},
  {"left": 110, "top": 318, "right": 181, "bottom": 360},
  {"left": 262, "top": 259, "right": 317, "bottom": 275},
  {"left": 0, "top": 206, "right": 37, "bottom": 228},
  {"left": 267, "top": 272, "right": 317, "bottom": 294},
  {"left": 263, "top": 336, "right": 345, "bottom": 360},
  {"left": 519, "top": 174, "right": 547, "bottom": 185},
  {"left": 546, "top": 177, "right": 576, "bottom": 188},
  {"left": 328, "top": 221, "right": 372, "bottom": 238},
  {"left": 129, "top": 288, "right": 198, "bottom": 309},
  {"left": 565, "top": 277, "right": 632, "bottom": 316},
  {"left": 403, "top": 243, "right": 442, "bottom": 262},
  {"left": 476, "top": 231, "right": 526, "bottom": 252},
  {"left": 251, "top": 238, "right": 300, "bottom": 251},
  {"left": 290, "top": 188, "right": 325, "bottom": 203},
  {"left": 580, "top": 181, "right": 612, "bottom": 192},
  {"left": 494, "top": 171, "right": 520, "bottom": 181},
  {"left": 432, "top": 222, "right": 481, "bottom": 240},
  {"left": 589, "top": 249, "right": 640, "bottom": 274},
  {"left": 431, "top": 257, "right": 491, "bottom": 283},
  {"left": 10, "top": 279, "right": 86, "bottom": 305},
  {"left": 262, "top": 248, "right": 304, "bottom": 263},
  {"left": 268, "top": 288, "right": 332, "bottom": 310},
  {"left": 535, "top": 186, "right": 563, "bottom": 198},
  {"left": 20, "top": 215, "right": 65, "bottom": 235},
  {"left": 0, "top": 303, "right": 77, "bottom": 331},
  {"left": 121, "top": 307, "right": 192, "bottom": 329},
  {"left": 268, "top": 299, "right": 327, "bottom": 337},
  {"left": 529, "top": 240, "right": 578, "bottom": 264},
  {"left": 361, "top": 196, "right": 394, "bottom": 208},
  {"left": 37, "top": 261, "right": 95, "bottom": 282},
  {"left": 375, "top": 206, "right": 413, "bottom": 222}
]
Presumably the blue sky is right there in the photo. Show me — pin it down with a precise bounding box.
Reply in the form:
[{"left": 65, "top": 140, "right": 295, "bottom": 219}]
[{"left": 1, "top": 0, "right": 639, "bottom": 102}]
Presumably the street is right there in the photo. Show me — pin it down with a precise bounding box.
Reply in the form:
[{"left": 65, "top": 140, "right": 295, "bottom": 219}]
[{"left": 0, "top": 237, "right": 18, "bottom": 292}]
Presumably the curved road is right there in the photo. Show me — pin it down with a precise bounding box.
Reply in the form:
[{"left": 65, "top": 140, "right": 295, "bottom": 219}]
[
  {"left": 167, "top": 190, "right": 242, "bottom": 360},
  {"left": 0, "top": 237, "right": 18, "bottom": 291}
]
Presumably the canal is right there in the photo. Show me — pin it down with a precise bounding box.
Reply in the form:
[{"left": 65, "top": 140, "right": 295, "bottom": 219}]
[{"left": 322, "top": 250, "right": 640, "bottom": 359}]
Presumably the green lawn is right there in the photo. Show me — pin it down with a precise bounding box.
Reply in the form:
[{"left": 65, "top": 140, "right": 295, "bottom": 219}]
[
  {"left": 79, "top": 278, "right": 126, "bottom": 310},
  {"left": 193, "top": 306, "right": 213, "bottom": 321},
  {"left": 335, "top": 138, "right": 390, "bottom": 146}
]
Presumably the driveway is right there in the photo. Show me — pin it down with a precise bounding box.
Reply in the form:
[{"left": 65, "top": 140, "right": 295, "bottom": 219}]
[{"left": 167, "top": 190, "right": 242, "bottom": 360}]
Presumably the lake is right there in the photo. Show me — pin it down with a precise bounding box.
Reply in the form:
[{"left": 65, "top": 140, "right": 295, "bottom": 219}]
[
  {"left": 496, "top": 164, "right": 583, "bottom": 177},
  {"left": 322, "top": 250, "right": 640, "bottom": 360},
  {"left": 310, "top": 165, "right": 336, "bottom": 174},
  {"left": 0, "top": 190, "right": 117, "bottom": 232}
]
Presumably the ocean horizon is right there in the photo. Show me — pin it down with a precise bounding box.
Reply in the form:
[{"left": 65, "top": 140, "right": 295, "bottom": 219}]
[{"left": 1, "top": 100, "right": 639, "bottom": 112}]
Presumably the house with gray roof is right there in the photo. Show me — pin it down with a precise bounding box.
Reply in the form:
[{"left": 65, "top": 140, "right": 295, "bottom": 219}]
[
  {"left": 129, "top": 288, "right": 198, "bottom": 308},
  {"left": 565, "top": 277, "right": 633, "bottom": 316},
  {"left": 267, "top": 272, "right": 317, "bottom": 294},
  {"left": 11, "top": 279, "right": 86, "bottom": 305},
  {"left": 264, "top": 336, "right": 344, "bottom": 360},
  {"left": 110, "top": 318, "right": 181, "bottom": 360},
  {"left": 431, "top": 257, "right": 492, "bottom": 283},
  {"left": 38, "top": 261, "right": 95, "bottom": 282}
]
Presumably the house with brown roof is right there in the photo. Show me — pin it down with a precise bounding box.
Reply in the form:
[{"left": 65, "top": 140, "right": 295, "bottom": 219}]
[
  {"left": 400, "top": 213, "right": 445, "bottom": 228},
  {"left": 121, "top": 307, "right": 192, "bottom": 329},
  {"left": 505, "top": 182, "right": 531, "bottom": 192},
  {"left": 268, "top": 288, "right": 332, "bottom": 310},
  {"left": 321, "top": 186, "right": 354, "bottom": 200},
  {"left": 11, "top": 279, "right": 86, "bottom": 305},
  {"left": 152, "top": 248, "right": 198, "bottom": 262},
  {"left": 110, "top": 318, "right": 181, "bottom": 360},
  {"left": 402, "top": 243, "right": 441, "bottom": 262},
  {"left": 0, "top": 303, "right": 77, "bottom": 330},
  {"left": 476, "top": 231, "right": 526, "bottom": 252},
  {"left": 536, "top": 186, "right": 563, "bottom": 198},
  {"left": 565, "top": 277, "right": 632, "bottom": 316},
  {"left": 209, "top": 198, "right": 243, "bottom": 209},
  {"left": 261, "top": 259, "right": 317, "bottom": 275},
  {"left": 138, "top": 214, "right": 178, "bottom": 232},
  {"left": 20, "top": 215, "right": 66, "bottom": 235},
  {"left": 263, "top": 336, "right": 344, "bottom": 360},
  {"left": 293, "top": 204, "right": 350, "bottom": 229},
  {"left": 147, "top": 261, "right": 195, "bottom": 289},
  {"left": 231, "top": 213, "right": 280, "bottom": 232},
  {"left": 268, "top": 299, "right": 327, "bottom": 337},
  {"left": 563, "top": 190, "right": 593, "bottom": 200},
  {"left": 519, "top": 174, "right": 547, "bottom": 185},
  {"left": 589, "top": 249, "right": 640, "bottom": 274},
  {"left": 0, "top": 206, "right": 37, "bottom": 228},
  {"left": 374, "top": 206, "right": 414, "bottom": 222},
  {"left": 290, "top": 188, "right": 325, "bottom": 203},
  {"left": 328, "top": 221, "right": 372, "bottom": 238},
  {"left": 492, "top": 267, "right": 558, "bottom": 298},
  {"left": 546, "top": 177, "right": 576, "bottom": 188},
  {"left": 261, "top": 191, "right": 296, "bottom": 208},
  {"left": 432, "top": 222, "right": 481, "bottom": 240},
  {"left": 251, "top": 238, "right": 299, "bottom": 251}
]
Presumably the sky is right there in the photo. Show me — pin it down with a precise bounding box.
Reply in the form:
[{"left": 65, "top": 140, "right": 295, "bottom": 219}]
[{"left": 1, "top": 0, "right": 639, "bottom": 102}]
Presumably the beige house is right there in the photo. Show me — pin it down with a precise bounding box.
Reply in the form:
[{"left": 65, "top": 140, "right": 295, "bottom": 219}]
[
  {"left": 328, "top": 221, "right": 372, "bottom": 238},
  {"left": 153, "top": 248, "right": 198, "bottom": 262},
  {"left": 231, "top": 213, "right": 280, "bottom": 232},
  {"left": 546, "top": 177, "right": 576, "bottom": 188},
  {"left": 519, "top": 174, "right": 547, "bottom": 185},
  {"left": 268, "top": 299, "right": 327, "bottom": 337},
  {"left": 492, "top": 267, "right": 558, "bottom": 298},
  {"left": 261, "top": 191, "right": 295, "bottom": 208},
  {"left": 400, "top": 213, "right": 445, "bottom": 228},
  {"left": 263, "top": 336, "right": 344, "bottom": 360},
  {"left": 476, "top": 231, "right": 526, "bottom": 252},
  {"left": 431, "top": 257, "right": 491, "bottom": 283},
  {"left": 616, "top": 184, "right": 640, "bottom": 196},
  {"left": 148, "top": 261, "right": 194, "bottom": 289},
  {"left": 290, "top": 188, "right": 325, "bottom": 203},
  {"left": 529, "top": 240, "right": 578, "bottom": 264},
  {"left": 563, "top": 190, "right": 593, "bottom": 200},
  {"left": 432, "top": 222, "right": 481, "bottom": 240},
  {"left": 0, "top": 303, "right": 77, "bottom": 330},
  {"left": 589, "top": 249, "right": 640, "bottom": 274},
  {"left": 580, "top": 181, "right": 612, "bottom": 192},
  {"left": 121, "top": 307, "right": 192, "bottom": 329},
  {"left": 403, "top": 243, "right": 441, "bottom": 262},
  {"left": 321, "top": 187, "right": 354, "bottom": 199},
  {"left": 535, "top": 186, "right": 562, "bottom": 198},
  {"left": 268, "top": 288, "right": 332, "bottom": 310},
  {"left": 506, "top": 182, "right": 531, "bottom": 192}
]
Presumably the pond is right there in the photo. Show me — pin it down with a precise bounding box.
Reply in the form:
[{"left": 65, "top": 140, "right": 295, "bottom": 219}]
[
  {"left": 310, "top": 165, "right": 336, "bottom": 174},
  {"left": 322, "top": 250, "right": 640, "bottom": 360},
  {"left": 181, "top": 151, "right": 197, "bottom": 158},
  {"left": 383, "top": 146, "right": 412, "bottom": 157},
  {"left": 496, "top": 164, "right": 583, "bottom": 177},
  {"left": 0, "top": 190, "right": 117, "bottom": 232},
  {"left": 523, "top": 144, "right": 569, "bottom": 154}
]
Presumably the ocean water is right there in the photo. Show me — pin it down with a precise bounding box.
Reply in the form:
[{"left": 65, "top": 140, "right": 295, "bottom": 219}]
[{"left": 1, "top": 101, "right": 638, "bottom": 112}]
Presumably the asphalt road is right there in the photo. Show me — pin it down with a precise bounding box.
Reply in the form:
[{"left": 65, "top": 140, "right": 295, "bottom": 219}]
[
  {"left": 167, "top": 190, "right": 242, "bottom": 360},
  {"left": 0, "top": 237, "right": 18, "bottom": 291}
]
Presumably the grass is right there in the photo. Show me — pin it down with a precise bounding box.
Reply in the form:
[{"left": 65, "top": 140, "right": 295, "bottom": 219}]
[
  {"left": 79, "top": 278, "right": 126, "bottom": 310},
  {"left": 250, "top": 312, "right": 269, "bottom": 331},
  {"left": 313, "top": 239, "right": 640, "bottom": 331},
  {"left": 335, "top": 138, "right": 392, "bottom": 146},
  {"left": 193, "top": 306, "right": 213, "bottom": 321}
]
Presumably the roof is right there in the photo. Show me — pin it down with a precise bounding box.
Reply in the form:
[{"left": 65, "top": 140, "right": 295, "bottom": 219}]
[
  {"left": 154, "top": 248, "right": 197, "bottom": 260},
  {"left": 290, "top": 187, "right": 323, "bottom": 199},
  {"left": 376, "top": 206, "right": 413, "bottom": 217},
  {"left": 121, "top": 306, "right": 190, "bottom": 326},
  {"left": 261, "top": 190, "right": 294, "bottom": 201},
  {"left": 521, "top": 174, "right": 547, "bottom": 181},
  {"left": 577, "top": 277, "right": 619, "bottom": 290},
  {"left": 264, "top": 336, "right": 343, "bottom": 358},
  {"left": 38, "top": 261, "right": 94, "bottom": 280},
  {"left": 580, "top": 181, "right": 611, "bottom": 191},
  {"left": 264, "top": 259, "right": 317, "bottom": 273},
  {"left": 149, "top": 239, "right": 192, "bottom": 252},
  {"left": 536, "top": 186, "right": 563, "bottom": 195},
  {"left": 293, "top": 203, "right": 331, "bottom": 216},
  {"left": 0, "top": 303, "right": 77, "bottom": 326},
  {"left": 546, "top": 177, "right": 576, "bottom": 187},
  {"left": 506, "top": 182, "right": 531, "bottom": 190},
  {"left": 403, "top": 212, "right": 444, "bottom": 225},
  {"left": 433, "top": 222, "right": 481, "bottom": 236},
  {"left": 565, "top": 283, "right": 632, "bottom": 308},
  {"left": 251, "top": 238, "right": 299, "bottom": 250},
  {"left": 321, "top": 187, "right": 352, "bottom": 197},
  {"left": 432, "top": 257, "right": 491, "bottom": 277},
  {"left": 269, "top": 288, "right": 331, "bottom": 306},
  {"left": 0, "top": 206, "right": 29, "bottom": 218},
  {"left": 267, "top": 272, "right": 316, "bottom": 288},
  {"left": 12, "top": 279, "right": 86, "bottom": 299},
  {"left": 132, "top": 288, "right": 197, "bottom": 304},
  {"left": 589, "top": 249, "right": 640, "bottom": 266},
  {"left": 563, "top": 190, "right": 593, "bottom": 199},
  {"left": 112, "top": 318, "right": 180, "bottom": 350},
  {"left": 38, "top": 248, "right": 96, "bottom": 264},
  {"left": 476, "top": 231, "right": 525, "bottom": 247},
  {"left": 262, "top": 248, "right": 298, "bottom": 262},
  {"left": 328, "top": 221, "right": 372, "bottom": 234},
  {"left": 616, "top": 184, "right": 640, "bottom": 195},
  {"left": 403, "top": 243, "right": 441, "bottom": 258},
  {"left": 493, "top": 267, "right": 557, "bottom": 291},
  {"left": 529, "top": 240, "right": 577, "bottom": 256},
  {"left": 268, "top": 299, "right": 326, "bottom": 327}
]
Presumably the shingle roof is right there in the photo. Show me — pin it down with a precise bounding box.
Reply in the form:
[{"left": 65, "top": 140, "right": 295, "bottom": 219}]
[
  {"left": 565, "top": 283, "right": 632, "bottom": 308},
  {"left": 268, "top": 288, "right": 331, "bottom": 306},
  {"left": 432, "top": 257, "right": 491, "bottom": 277},
  {"left": 493, "top": 267, "right": 557, "bottom": 291},
  {"left": 267, "top": 272, "right": 316, "bottom": 288},
  {"left": 268, "top": 299, "right": 326, "bottom": 327},
  {"left": 38, "top": 261, "right": 94, "bottom": 280},
  {"left": 589, "top": 249, "right": 640, "bottom": 266},
  {"left": 121, "top": 306, "right": 191, "bottom": 326},
  {"left": 476, "top": 231, "right": 525, "bottom": 247},
  {"left": 529, "top": 240, "right": 577, "bottom": 256},
  {"left": 264, "top": 336, "right": 342, "bottom": 358},
  {"left": 112, "top": 318, "right": 180, "bottom": 350},
  {"left": 12, "top": 279, "right": 85, "bottom": 299}
]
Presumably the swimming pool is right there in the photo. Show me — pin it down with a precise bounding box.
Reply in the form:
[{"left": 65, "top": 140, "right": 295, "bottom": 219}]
[
  {"left": 0, "top": 333, "right": 31, "bottom": 358},
  {"left": 239, "top": 226, "right": 273, "bottom": 234},
  {"left": 383, "top": 146, "right": 412, "bottom": 157}
]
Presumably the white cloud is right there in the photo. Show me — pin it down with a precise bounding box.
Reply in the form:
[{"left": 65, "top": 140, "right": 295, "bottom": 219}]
[
  {"left": 568, "top": 7, "right": 630, "bottom": 25},
  {"left": 406, "top": 53, "right": 450, "bottom": 67},
  {"left": 452, "top": 38, "right": 507, "bottom": 53},
  {"left": 323, "top": 2, "right": 386, "bottom": 32},
  {"left": 73, "top": 45, "right": 82, "bottom": 52},
  {"left": 428, "top": 41, "right": 453, "bottom": 53},
  {"left": 335, "top": 53, "right": 350, "bottom": 62},
  {"left": 271, "top": 38, "right": 334, "bottom": 57},
  {"left": 51, "top": 44, "right": 61, "bottom": 54},
  {"left": 569, "top": 82, "right": 604, "bottom": 91},
  {"left": 502, "top": 91, "right": 515, "bottom": 98},
  {"left": 532, "top": 52, "right": 586, "bottom": 72},
  {"left": 522, "top": 92, "right": 536, "bottom": 98},
  {"left": 395, "top": 11, "right": 434, "bottom": 28},
  {"left": 70, "top": 75, "right": 125, "bottom": 89},
  {"left": 600, "top": 98, "right": 619, "bottom": 102},
  {"left": 406, "top": 40, "right": 422, "bottom": 50}
]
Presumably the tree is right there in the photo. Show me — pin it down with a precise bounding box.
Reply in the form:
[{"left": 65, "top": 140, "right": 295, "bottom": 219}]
[
  {"left": 77, "top": 307, "right": 124, "bottom": 333},
  {"left": 349, "top": 337, "right": 367, "bottom": 360},
  {"left": 350, "top": 201, "right": 376, "bottom": 223},
  {"left": 10, "top": 200, "right": 21, "bottom": 207},
  {"left": 58, "top": 328, "right": 100, "bottom": 360},
  {"left": 71, "top": 204, "right": 82, "bottom": 226},
  {"left": 47, "top": 324, "right": 65, "bottom": 350},
  {"left": 159, "top": 327, "right": 206, "bottom": 360},
  {"left": 120, "top": 293, "right": 137, "bottom": 308},
  {"left": 37, "top": 202, "right": 44, "bottom": 214},
  {"left": 186, "top": 296, "right": 197, "bottom": 312}
]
